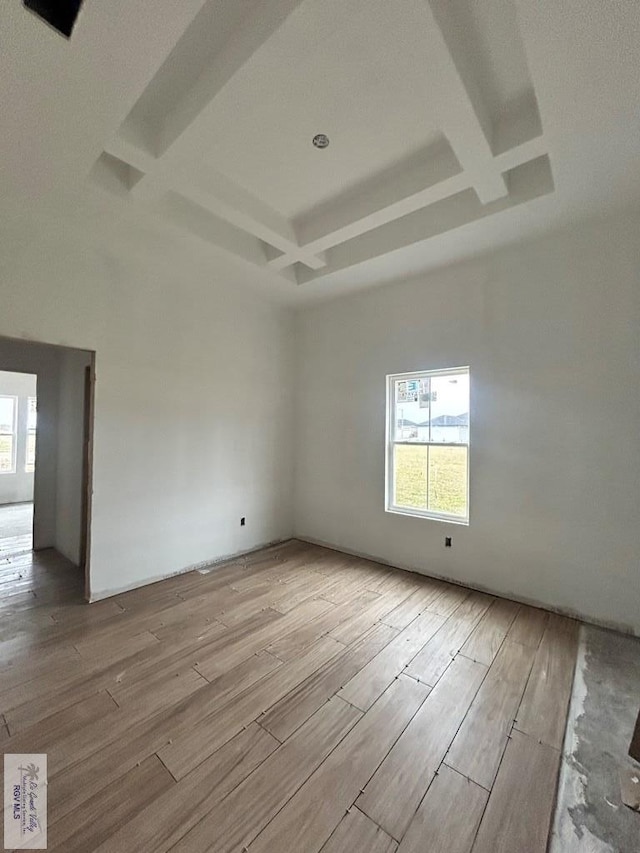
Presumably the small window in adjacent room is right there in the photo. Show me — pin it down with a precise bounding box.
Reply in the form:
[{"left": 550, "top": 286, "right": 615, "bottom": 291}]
[
  {"left": 25, "top": 396, "right": 37, "bottom": 473},
  {"left": 0, "top": 396, "right": 17, "bottom": 474},
  {"left": 386, "top": 367, "right": 469, "bottom": 523}
]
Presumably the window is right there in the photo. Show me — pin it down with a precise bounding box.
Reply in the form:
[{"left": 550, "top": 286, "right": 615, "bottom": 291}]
[
  {"left": 386, "top": 367, "right": 469, "bottom": 523},
  {"left": 25, "top": 397, "right": 37, "bottom": 473},
  {"left": 0, "top": 396, "right": 17, "bottom": 474}
]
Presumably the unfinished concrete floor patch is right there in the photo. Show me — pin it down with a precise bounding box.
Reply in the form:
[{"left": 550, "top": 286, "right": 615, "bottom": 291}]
[{"left": 550, "top": 625, "right": 640, "bottom": 853}]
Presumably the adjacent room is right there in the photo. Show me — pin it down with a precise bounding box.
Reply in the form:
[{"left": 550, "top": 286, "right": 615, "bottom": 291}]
[
  {"left": 0, "top": 336, "right": 95, "bottom": 611},
  {"left": 1, "top": 1, "right": 639, "bottom": 852},
  {"left": 0, "top": 371, "right": 37, "bottom": 556}
]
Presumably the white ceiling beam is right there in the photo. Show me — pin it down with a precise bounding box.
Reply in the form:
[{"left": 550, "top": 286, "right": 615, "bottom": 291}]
[
  {"left": 492, "top": 91, "right": 543, "bottom": 157},
  {"left": 98, "top": 0, "right": 543, "bottom": 283},
  {"left": 295, "top": 143, "right": 463, "bottom": 252},
  {"left": 221, "top": 130, "right": 543, "bottom": 274},
  {"left": 145, "top": 164, "right": 326, "bottom": 270},
  {"left": 157, "top": 0, "right": 308, "bottom": 160},
  {"left": 105, "top": 137, "right": 326, "bottom": 271},
  {"left": 422, "top": 0, "right": 509, "bottom": 205},
  {"left": 87, "top": 163, "right": 298, "bottom": 297},
  {"left": 300, "top": 172, "right": 469, "bottom": 257},
  {"left": 287, "top": 139, "right": 544, "bottom": 264},
  {"left": 267, "top": 0, "right": 522, "bottom": 273},
  {"left": 268, "top": 250, "right": 327, "bottom": 272},
  {"left": 0, "top": 0, "right": 210, "bottom": 197},
  {"left": 156, "top": 193, "right": 272, "bottom": 269},
  {"left": 105, "top": 51, "right": 541, "bottom": 281},
  {"left": 106, "top": 0, "right": 327, "bottom": 274},
  {"left": 297, "top": 155, "right": 553, "bottom": 286},
  {"left": 494, "top": 135, "right": 547, "bottom": 173},
  {"left": 131, "top": 162, "right": 293, "bottom": 244}
]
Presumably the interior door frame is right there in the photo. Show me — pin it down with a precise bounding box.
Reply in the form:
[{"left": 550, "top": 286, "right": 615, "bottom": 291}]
[
  {"left": 0, "top": 333, "right": 97, "bottom": 601},
  {"left": 81, "top": 356, "right": 96, "bottom": 601}
]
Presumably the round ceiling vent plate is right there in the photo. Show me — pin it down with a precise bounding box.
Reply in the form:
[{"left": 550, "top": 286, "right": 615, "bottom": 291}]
[{"left": 312, "top": 133, "right": 330, "bottom": 149}]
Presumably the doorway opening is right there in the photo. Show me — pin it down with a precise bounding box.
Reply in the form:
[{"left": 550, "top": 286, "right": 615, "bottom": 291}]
[
  {"left": 0, "top": 337, "right": 95, "bottom": 601},
  {"left": 0, "top": 371, "right": 37, "bottom": 556}
]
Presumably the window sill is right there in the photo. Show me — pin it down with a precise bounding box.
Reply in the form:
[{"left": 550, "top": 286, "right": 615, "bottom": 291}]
[{"left": 385, "top": 506, "right": 469, "bottom": 526}]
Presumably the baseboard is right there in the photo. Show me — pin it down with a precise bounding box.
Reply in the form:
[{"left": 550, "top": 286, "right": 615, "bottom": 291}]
[
  {"left": 88, "top": 535, "right": 292, "bottom": 602},
  {"left": 192, "top": 537, "right": 296, "bottom": 573},
  {"left": 295, "top": 536, "right": 639, "bottom": 639}
]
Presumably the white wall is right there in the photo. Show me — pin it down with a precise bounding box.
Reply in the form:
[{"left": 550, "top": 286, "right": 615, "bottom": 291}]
[
  {"left": 0, "top": 210, "right": 294, "bottom": 599},
  {"left": 0, "top": 340, "right": 60, "bottom": 549},
  {"left": 294, "top": 213, "right": 640, "bottom": 635},
  {"left": 6, "top": 192, "right": 636, "bottom": 629},
  {"left": 0, "top": 370, "right": 37, "bottom": 505},
  {"left": 56, "top": 349, "right": 92, "bottom": 566}
]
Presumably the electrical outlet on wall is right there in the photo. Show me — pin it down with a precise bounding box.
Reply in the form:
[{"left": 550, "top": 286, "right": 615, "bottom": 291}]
[
  {"left": 240, "top": 517, "right": 246, "bottom": 527},
  {"left": 445, "top": 537, "right": 452, "bottom": 547}
]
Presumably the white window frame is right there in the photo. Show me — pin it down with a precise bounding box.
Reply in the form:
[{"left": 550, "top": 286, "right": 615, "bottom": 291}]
[
  {"left": 0, "top": 395, "right": 18, "bottom": 475},
  {"left": 25, "top": 396, "right": 37, "bottom": 473},
  {"left": 385, "top": 367, "right": 470, "bottom": 524}
]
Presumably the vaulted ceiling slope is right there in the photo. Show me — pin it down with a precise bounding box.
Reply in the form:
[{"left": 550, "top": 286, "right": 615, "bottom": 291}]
[{"left": 1, "top": 0, "right": 639, "bottom": 302}]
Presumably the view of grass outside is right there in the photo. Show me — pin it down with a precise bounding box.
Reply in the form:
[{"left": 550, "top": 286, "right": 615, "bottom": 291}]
[
  {"left": 25, "top": 433, "right": 36, "bottom": 473},
  {"left": 394, "top": 443, "right": 467, "bottom": 517},
  {"left": 0, "top": 435, "right": 14, "bottom": 472}
]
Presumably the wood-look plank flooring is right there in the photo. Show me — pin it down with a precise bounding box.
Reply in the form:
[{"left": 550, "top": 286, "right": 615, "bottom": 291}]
[
  {"left": 0, "top": 501, "right": 33, "bottom": 558},
  {"left": 0, "top": 540, "right": 579, "bottom": 852}
]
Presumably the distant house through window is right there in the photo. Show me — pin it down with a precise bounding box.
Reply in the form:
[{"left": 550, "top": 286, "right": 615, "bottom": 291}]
[
  {"left": 0, "top": 396, "right": 17, "bottom": 474},
  {"left": 386, "top": 367, "right": 470, "bottom": 523},
  {"left": 25, "top": 397, "right": 37, "bottom": 473}
]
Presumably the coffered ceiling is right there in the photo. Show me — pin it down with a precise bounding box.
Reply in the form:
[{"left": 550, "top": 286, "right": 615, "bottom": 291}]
[{"left": 1, "top": 0, "right": 639, "bottom": 302}]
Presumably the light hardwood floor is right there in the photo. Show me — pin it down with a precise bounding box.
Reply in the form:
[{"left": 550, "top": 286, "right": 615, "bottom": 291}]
[
  {"left": 0, "top": 501, "right": 33, "bottom": 558},
  {"left": 0, "top": 540, "right": 579, "bottom": 852}
]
